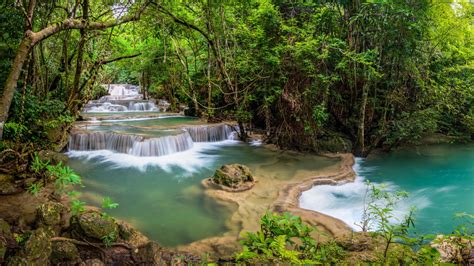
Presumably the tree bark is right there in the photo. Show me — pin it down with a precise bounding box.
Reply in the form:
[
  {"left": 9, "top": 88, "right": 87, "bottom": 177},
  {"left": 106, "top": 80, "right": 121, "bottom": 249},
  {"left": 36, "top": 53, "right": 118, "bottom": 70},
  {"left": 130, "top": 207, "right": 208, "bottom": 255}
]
[
  {"left": 68, "top": 0, "right": 89, "bottom": 108},
  {"left": 355, "top": 83, "right": 369, "bottom": 156},
  {"left": 0, "top": 36, "right": 33, "bottom": 138}
]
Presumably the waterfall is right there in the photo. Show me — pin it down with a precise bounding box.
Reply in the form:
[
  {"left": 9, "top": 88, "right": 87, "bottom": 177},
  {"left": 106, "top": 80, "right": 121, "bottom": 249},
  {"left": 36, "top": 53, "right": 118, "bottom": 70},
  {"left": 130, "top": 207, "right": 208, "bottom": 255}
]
[
  {"left": 106, "top": 84, "right": 140, "bottom": 97},
  {"left": 81, "top": 84, "right": 167, "bottom": 113},
  {"left": 69, "top": 123, "right": 237, "bottom": 157},
  {"left": 68, "top": 131, "right": 194, "bottom": 157},
  {"left": 184, "top": 124, "right": 235, "bottom": 142},
  {"left": 128, "top": 102, "right": 158, "bottom": 111}
]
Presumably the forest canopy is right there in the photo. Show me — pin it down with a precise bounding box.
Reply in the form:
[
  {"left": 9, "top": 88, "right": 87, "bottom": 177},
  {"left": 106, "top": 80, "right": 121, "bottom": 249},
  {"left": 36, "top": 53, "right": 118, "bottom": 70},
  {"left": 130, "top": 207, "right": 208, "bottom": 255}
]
[{"left": 0, "top": 0, "right": 472, "bottom": 155}]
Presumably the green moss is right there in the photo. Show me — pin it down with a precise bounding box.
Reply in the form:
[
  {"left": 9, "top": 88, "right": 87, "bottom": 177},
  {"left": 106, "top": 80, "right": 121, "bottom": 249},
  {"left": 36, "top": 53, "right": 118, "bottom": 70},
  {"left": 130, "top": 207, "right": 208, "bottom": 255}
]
[{"left": 72, "top": 211, "right": 118, "bottom": 241}]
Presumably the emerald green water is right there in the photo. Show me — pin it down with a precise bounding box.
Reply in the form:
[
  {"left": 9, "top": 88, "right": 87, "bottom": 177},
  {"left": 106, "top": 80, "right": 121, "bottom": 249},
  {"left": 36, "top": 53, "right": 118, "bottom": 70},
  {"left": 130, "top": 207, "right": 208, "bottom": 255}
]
[
  {"left": 67, "top": 117, "right": 338, "bottom": 246},
  {"left": 301, "top": 143, "right": 474, "bottom": 235}
]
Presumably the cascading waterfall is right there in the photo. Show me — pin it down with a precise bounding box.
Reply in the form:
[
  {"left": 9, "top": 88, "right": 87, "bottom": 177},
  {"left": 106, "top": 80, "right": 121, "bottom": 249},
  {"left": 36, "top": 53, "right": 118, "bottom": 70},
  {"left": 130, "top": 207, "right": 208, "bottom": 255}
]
[
  {"left": 128, "top": 102, "right": 158, "bottom": 111},
  {"left": 185, "top": 124, "right": 236, "bottom": 142},
  {"left": 68, "top": 124, "right": 237, "bottom": 157},
  {"left": 68, "top": 131, "right": 194, "bottom": 157},
  {"left": 82, "top": 84, "right": 169, "bottom": 113}
]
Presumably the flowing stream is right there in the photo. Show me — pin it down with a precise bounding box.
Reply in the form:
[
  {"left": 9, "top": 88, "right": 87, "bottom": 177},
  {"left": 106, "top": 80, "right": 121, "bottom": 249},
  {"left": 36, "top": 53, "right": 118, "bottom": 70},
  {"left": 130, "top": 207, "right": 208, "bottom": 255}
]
[
  {"left": 67, "top": 115, "right": 338, "bottom": 246},
  {"left": 301, "top": 143, "right": 474, "bottom": 235}
]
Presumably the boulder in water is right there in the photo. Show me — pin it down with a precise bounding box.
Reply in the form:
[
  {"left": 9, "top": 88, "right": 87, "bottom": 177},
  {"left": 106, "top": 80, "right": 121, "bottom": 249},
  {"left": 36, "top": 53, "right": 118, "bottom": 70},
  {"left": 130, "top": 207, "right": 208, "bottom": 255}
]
[
  {"left": 71, "top": 211, "right": 118, "bottom": 242},
  {"left": 209, "top": 164, "right": 255, "bottom": 192}
]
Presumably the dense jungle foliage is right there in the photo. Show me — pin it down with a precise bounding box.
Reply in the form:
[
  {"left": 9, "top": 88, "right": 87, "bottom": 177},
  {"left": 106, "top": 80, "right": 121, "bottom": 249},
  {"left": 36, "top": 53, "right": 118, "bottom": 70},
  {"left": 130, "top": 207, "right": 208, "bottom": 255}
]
[{"left": 0, "top": 0, "right": 472, "bottom": 154}]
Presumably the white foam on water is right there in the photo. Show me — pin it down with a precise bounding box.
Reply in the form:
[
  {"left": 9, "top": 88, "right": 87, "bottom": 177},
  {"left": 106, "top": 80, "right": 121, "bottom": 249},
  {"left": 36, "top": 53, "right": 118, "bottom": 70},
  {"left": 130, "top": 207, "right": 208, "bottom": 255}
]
[
  {"left": 300, "top": 157, "right": 431, "bottom": 230},
  {"left": 100, "top": 115, "right": 185, "bottom": 123},
  {"left": 67, "top": 140, "right": 239, "bottom": 173}
]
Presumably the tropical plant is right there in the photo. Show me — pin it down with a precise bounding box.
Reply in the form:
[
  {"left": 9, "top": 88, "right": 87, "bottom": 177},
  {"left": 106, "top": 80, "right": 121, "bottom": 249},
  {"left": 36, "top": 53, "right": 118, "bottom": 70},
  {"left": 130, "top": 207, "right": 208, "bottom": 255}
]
[
  {"left": 237, "top": 212, "right": 344, "bottom": 264},
  {"left": 47, "top": 162, "right": 82, "bottom": 192}
]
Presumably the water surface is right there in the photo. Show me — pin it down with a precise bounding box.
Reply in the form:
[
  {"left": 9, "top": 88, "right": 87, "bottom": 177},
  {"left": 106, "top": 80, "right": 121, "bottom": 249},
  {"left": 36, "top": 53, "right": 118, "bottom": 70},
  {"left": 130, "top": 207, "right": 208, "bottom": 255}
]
[
  {"left": 68, "top": 117, "right": 338, "bottom": 246},
  {"left": 301, "top": 143, "right": 474, "bottom": 235}
]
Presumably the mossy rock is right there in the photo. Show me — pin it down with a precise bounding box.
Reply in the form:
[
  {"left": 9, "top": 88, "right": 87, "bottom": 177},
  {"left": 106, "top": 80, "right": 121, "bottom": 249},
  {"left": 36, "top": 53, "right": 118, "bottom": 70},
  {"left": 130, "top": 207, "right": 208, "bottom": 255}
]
[
  {"left": 211, "top": 164, "right": 254, "bottom": 191},
  {"left": 71, "top": 211, "right": 118, "bottom": 242},
  {"left": 5, "top": 256, "right": 29, "bottom": 266},
  {"left": 10, "top": 227, "right": 54, "bottom": 266},
  {"left": 137, "top": 242, "right": 163, "bottom": 265},
  {"left": 0, "top": 219, "right": 12, "bottom": 264},
  {"left": 38, "top": 150, "right": 68, "bottom": 166},
  {"left": 82, "top": 258, "right": 105, "bottom": 266},
  {"left": 0, "top": 174, "right": 18, "bottom": 194},
  {"left": 37, "top": 202, "right": 66, "bottom": 227},
  {"left": 50, "top": 240, "right": 81, "bottom": 265},
  {"left": 117, "top": 220, "right": 149, "bottom": 246}
]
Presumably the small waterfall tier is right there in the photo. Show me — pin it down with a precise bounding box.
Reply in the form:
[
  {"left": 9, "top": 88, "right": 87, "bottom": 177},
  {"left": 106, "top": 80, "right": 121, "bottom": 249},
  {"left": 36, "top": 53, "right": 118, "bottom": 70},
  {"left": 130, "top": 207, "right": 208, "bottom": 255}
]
[
  {"left": 68, "top": 131, "right": 194, "bottom": 157},
  {"left": 82, "top": 84, "right": 170, "bottom": 113},
  {"left": 185, "top": 124, "right": 236, "bottom": 142}
]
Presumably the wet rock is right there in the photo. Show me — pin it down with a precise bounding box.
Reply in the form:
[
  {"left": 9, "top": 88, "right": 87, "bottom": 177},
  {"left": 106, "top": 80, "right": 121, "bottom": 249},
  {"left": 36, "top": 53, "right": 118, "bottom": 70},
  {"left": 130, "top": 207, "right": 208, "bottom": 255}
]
[
  {"left": 51, "top": 240, "right": 81, "bottom": 265},
  {"left": 0, "top": 219, "right": 12, "bottom": 264},
  {"left": 12, "top": 227, "right": 53, "bottom": 265},
  {"left": 5, "top": 256, "right": 29, "bottom": 266},
  {"left": 432, "top": 235, "right": 473, "bottom": 264},
  {"left": 137, "top": 242, "right": 164, "bottom": 265},
  {"left": 80, "top": 258, "right": 105, "bottom": 266},
  {"left": 0, "top": 174, "right": 18, "bottom": 194},
  {"left": 210, "top": 164, "right": 255, "bottom": 191},
  {"left": 37, "top": 202, "right": 66, "bottom": 227},
  {"left": 38, "top": 150, "right": 68, "bottom": 166},
  {"left": 71, "top": 211, "right": 118, "bottom": 242},
  {"left": 117, "top": 220, "right": 149, "bottom": 247}
]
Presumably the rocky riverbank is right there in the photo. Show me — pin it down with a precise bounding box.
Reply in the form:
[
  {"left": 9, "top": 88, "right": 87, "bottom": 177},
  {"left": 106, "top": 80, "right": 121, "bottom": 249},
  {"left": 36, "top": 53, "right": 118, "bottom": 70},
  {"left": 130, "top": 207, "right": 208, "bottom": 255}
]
[{"left": 0, "top": 151, "right": 201, "bottom": 265}]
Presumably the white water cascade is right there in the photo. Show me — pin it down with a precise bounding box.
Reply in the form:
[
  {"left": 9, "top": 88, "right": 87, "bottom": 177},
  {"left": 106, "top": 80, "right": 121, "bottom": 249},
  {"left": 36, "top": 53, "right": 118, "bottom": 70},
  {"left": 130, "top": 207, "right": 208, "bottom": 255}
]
[
  {"left": 68, "top": 124, "right": 237, "bottom": 157},
  {"left": 82, "top": 84, "right": 170, "bottom": 112},
  {"left": 185, "top": 124, "right": 236, "bottom": 142},
  {"left": 68, "top": 131, "right": 194, "bottom": 157}
]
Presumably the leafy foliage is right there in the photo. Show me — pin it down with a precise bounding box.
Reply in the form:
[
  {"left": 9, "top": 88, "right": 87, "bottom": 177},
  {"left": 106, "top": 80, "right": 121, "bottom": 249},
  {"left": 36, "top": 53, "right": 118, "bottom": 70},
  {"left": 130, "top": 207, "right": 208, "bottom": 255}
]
[
  {"left": 47, "top": 162, "right": 82, "bottom": 192},
  {"left": 237, "top": 212, "right": 345, "bottom": 264}
]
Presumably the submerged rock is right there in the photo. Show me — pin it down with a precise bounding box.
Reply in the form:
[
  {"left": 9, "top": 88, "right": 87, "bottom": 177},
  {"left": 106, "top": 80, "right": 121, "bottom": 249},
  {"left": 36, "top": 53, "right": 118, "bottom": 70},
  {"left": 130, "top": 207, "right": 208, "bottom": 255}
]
[
  {"left": 210, "top": 164, "right": 255, "bottom": 192},
  {"left": 71, "top": 211, "right": 118, "bottom": 242}
]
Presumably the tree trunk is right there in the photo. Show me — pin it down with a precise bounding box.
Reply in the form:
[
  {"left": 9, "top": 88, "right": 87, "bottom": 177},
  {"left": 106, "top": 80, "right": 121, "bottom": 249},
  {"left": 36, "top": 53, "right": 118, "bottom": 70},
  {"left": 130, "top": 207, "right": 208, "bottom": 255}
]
[
  {"left": 0, "top": 36, "right": 34, "bottom": 138},
  {"left": 355, "top": 83, "right": 369, "bottom": 156}
]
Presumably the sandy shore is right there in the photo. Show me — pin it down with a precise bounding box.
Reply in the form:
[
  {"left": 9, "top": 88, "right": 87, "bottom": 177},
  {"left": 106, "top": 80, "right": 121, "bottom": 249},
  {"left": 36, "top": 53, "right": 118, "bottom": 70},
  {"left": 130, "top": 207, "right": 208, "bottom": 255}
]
[{"left": 178, "top": 153, "right": 356, "bottom": 258}]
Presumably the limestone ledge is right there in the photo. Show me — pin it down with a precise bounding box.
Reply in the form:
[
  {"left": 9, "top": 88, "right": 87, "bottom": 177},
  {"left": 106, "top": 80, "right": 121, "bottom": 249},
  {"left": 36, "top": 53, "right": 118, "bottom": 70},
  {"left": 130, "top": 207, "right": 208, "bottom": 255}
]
[{"left": 178, "top": 153, "right": 356, "bottom": 259}]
